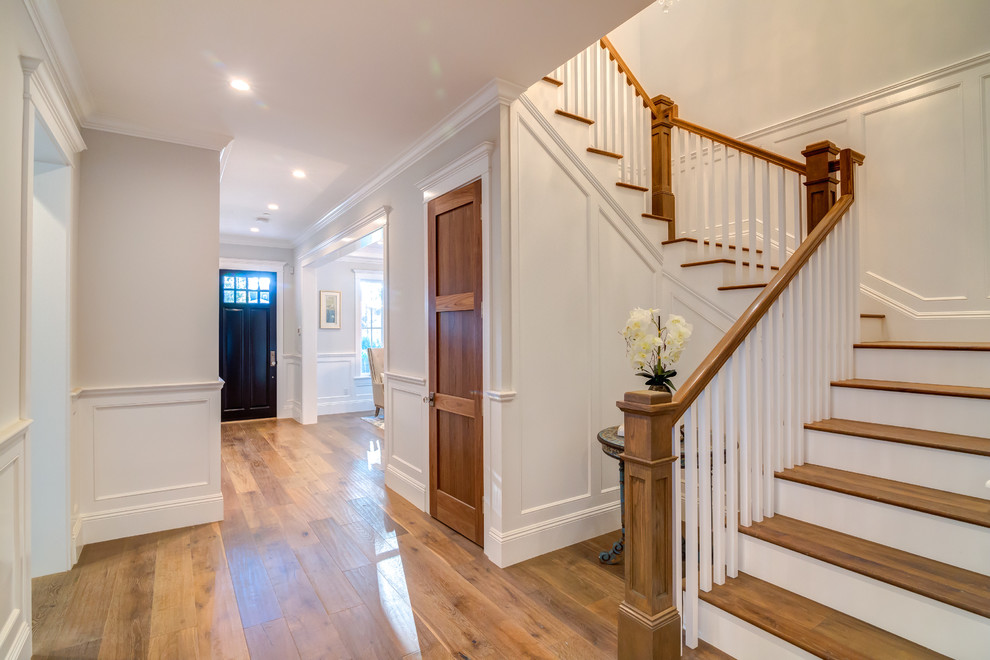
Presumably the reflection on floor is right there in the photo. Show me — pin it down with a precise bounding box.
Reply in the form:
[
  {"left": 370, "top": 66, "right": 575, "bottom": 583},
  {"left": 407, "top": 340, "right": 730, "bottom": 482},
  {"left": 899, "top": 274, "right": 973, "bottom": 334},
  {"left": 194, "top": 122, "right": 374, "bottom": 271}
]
[{"left": 32, "top": 412, "right": 728, "bottom": 659}]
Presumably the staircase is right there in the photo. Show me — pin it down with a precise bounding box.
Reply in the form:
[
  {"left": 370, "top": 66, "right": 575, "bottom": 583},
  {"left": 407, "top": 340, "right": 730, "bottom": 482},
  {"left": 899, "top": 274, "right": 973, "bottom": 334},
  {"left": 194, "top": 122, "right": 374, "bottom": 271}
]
[
  {"left": 530, "top": 39, "right": 990, "bottom": 659},
  {"left": 704, "top": 342, "right": 990, "bottom": 659}
]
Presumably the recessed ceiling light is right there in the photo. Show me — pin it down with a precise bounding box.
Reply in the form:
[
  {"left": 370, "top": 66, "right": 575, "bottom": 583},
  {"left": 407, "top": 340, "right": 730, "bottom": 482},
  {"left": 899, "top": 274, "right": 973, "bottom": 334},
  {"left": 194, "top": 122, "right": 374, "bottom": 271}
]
[
  {"left": 342, "top": 237, "right": 354, "bottom": 243},
  {"left": 292, "top": 169, "right": 306, "bottom": 179},
  {"left": 267, "top": 203, "right": 279, "bottom": 211},
  {"left": 250, "top": 227, "right": 260, "bottom": 233},
  {"left": 230, "top": 79, "right": 251, "bottom": 92}
]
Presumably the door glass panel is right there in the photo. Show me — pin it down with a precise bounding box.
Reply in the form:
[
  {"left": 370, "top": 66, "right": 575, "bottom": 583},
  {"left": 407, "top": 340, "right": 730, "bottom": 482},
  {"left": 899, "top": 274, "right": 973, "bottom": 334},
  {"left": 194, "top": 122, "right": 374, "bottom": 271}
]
[
  {"left": 259, "top": 291, "right": 270, "bottom": 304},
  {"left": 223, "top": 290, "right": 235, "bottom": 304},
  {"left": 236, "top": 276, "right": 247, "bottom": 290},
  {"left": 223, "top": 275, "right": 235, "bottom": 289},
  {"left": 259, "top": 277, "right": 270, "bottom": 291},
  {"left": 248, "top": 291, "right": 258, "bottom": 304},
  {"left": 248, "top": 277, "right": 259, "bottom": 291},
  {"left": 236, "top": 290, "right": 247, "bottom": 303}
]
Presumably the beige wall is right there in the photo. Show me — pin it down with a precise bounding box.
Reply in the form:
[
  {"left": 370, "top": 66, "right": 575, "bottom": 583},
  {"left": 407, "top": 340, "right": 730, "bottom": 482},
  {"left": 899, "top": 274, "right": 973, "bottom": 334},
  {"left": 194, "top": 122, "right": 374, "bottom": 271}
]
[
  {"left": 609, "top": 0, "right": 990, "bottom": 137},
  {"left": 77, "top": 129, "right": 220, "bottom": 387}
]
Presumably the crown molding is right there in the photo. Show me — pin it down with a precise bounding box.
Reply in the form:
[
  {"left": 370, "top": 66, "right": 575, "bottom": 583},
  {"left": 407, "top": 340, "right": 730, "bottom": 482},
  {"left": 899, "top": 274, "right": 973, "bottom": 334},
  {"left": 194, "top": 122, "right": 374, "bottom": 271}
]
[
  {"left": 293, "top": 77, "right": 522, "bottom": 249},
  {"left": 81, "top": 113, "right": 232, "bottom": 152},
  {"left": 21, "top": 56, "right": 85, "bottom": 156},
  {"left": 22, "top": 0, "right": 92, "bottom": 122},
  {"left": 416, "top": 141, "right": 494, "bottom": 199}
]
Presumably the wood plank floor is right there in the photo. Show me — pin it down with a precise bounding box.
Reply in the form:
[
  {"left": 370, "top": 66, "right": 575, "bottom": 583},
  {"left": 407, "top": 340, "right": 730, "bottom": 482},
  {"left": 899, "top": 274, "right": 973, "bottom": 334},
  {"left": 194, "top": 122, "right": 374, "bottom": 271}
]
[{"left": 32, "top": 413, "right": 728, "bottom": 659}]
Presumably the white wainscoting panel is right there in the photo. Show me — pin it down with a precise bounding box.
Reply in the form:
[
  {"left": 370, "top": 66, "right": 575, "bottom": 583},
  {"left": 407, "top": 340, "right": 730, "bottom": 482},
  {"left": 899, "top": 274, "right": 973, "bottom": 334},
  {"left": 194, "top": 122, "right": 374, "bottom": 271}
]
[
  {"left": 282, "top": 354, "right": 301, "bottom": 420},
  {"left": 0, "top": 420, "right": 31, "bottom": 660},
  {"left": 487, "top": 94, "right": 662, "bottom": 566},
  {"left": 73, "top": 381, "right": 223, "bottom": 547},
  {"left": 316, "top": 352, "right": 374, "bottom": 416},
  {"left": 383, "top": 373, "right": 428, "bottom": 512},
  {"left": 741, "top": 53, "right": 990, "bottom": 340}
]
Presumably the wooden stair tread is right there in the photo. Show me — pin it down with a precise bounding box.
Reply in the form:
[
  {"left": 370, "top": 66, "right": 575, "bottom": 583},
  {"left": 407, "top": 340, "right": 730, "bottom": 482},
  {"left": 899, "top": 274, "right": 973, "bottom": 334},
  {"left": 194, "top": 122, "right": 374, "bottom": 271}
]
[
  {"left": 684, "top": 640, "right": 735, "bottom": 659},
  {"left": 854, "top": 341, "right": 990, "bottom": 352},
  {"left": 805, "top": 418, "right": 990, "bottom": 457},
  {"left": 542, "top": 75, "right": 563, "bottom": 86},
  {"left": 587, "top": 146, "right": 623, "bottom": 159},
  {"left": 554, "top": 109, "right": 594, "bottom": 125},
  {"left": 642, "top": 212, "right": 672, "bottom": 222},
  {"left": 699, "top": 573, "right": 948, "bottom": 659},
  {"left": 682, "top": 258, "right": 779, "bottom": 270},
  {"left": 661, "top": 237, "right": 763, "bottom": 254},
  {"left": 742, "top": 514, "right": 990, "bottom": 618},
  {"left": 615, "top": 181, "right": 648, "bottom": 192},
  {"left": 859, "top": 313, "right": 886, "bottom": 319},
  {"left": 776, "top": 464, "right": 990, "bottom": 529},
  {"left": 717, "top": 283, "right": 767, "bottom": 291},
  {"left": 832, "top": 378, "right": 990, "bottom": 401}
]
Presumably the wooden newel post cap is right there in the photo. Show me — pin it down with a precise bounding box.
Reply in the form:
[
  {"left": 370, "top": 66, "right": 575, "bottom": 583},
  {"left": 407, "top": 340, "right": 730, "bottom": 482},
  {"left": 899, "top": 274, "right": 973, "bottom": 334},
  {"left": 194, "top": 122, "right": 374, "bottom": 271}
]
[
  {"left": 625, "top": 390, "right": 673, "bottom": 406},
  {"left": 801, "top": 140, "right": 840, "bottom": 158}
]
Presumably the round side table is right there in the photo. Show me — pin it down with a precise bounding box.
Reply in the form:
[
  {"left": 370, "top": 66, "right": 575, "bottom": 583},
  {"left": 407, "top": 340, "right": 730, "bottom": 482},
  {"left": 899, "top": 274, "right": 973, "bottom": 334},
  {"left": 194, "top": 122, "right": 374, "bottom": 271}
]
[{"left": 596, "top": 425, "right": 624, "bottom": 564}]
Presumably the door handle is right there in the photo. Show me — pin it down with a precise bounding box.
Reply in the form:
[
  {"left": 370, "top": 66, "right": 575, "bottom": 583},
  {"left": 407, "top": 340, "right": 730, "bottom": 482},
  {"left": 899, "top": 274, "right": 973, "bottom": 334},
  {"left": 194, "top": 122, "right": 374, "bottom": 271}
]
[
  {"left": 425, "top": 392, "right": 435, "bottom": 407},
  {"left": 270, "top": 351, "right": 277, "bottom": 367}
]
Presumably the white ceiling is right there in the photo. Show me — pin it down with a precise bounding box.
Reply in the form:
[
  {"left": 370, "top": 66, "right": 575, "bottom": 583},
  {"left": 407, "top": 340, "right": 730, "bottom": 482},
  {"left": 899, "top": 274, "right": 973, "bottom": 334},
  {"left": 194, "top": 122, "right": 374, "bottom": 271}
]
[{"left": 49, "top": 0, "right": 651, "bottom": 246}]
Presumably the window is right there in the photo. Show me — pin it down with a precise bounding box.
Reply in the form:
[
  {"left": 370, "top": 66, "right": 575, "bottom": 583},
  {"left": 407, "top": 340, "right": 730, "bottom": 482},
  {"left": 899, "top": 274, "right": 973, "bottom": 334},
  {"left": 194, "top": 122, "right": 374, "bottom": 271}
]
[
  {"left": 355, "top": 271, "right": 384, "bottom": 375},
  {"left": 221, "top": 270, "right": 273, "bottom": 306}
]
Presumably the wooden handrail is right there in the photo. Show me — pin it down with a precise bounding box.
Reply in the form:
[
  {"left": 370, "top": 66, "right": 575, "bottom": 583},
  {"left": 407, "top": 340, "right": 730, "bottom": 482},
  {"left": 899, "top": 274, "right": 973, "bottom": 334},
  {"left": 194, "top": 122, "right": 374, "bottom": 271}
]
[
  {"left": 668, "top": 115, "right": 806, "bottom": 175},
  {"left": 634, "top": 193, "right": 855, "bottom": 423},
  {"left": 600, "top": 36, "right": 658, "bottom": 119}
]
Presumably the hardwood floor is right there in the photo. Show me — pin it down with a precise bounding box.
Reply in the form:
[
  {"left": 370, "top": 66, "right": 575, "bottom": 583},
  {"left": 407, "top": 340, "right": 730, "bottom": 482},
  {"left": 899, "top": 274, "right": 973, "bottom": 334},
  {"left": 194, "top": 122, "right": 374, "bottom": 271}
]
[{"left": 32, "top": 413, "right": 729, "bottom": 659}]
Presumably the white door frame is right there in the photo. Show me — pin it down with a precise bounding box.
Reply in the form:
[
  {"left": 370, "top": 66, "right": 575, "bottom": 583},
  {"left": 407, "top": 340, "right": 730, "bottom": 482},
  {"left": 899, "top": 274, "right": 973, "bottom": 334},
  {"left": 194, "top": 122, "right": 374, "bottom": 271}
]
[{"left": 297, "top": 206, "right": 390, "bottom": 424}]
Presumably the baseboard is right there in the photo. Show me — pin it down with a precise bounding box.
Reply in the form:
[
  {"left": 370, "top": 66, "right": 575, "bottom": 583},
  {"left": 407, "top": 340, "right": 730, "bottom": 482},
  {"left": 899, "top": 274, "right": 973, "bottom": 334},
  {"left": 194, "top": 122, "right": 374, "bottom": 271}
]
[
  {"left": 70, "top": 515, "right": 83, "bottom": 565},
  {"left": 385, "top": 464, "right": 427, "bottom": 512},
  {"left": 317, "top": 396, "right": 374, "bottom": 416},
  {"left": 486, "top": 500, "right": 621, "bottom": 567},
  {"left": 78, "top": 492, "right": 223, "bottom": 546}
]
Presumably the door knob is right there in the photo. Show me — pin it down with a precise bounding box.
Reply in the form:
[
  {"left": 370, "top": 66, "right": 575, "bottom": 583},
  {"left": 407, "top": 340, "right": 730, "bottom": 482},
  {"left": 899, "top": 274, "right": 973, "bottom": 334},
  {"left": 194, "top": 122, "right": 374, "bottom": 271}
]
[{"left": 270, "top": 351, "right": 277, "bottom": 367}]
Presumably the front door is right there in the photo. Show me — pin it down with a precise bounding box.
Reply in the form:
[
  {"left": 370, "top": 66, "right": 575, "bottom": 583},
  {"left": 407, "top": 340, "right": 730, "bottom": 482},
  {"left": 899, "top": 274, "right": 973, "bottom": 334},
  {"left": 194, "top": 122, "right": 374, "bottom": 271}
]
[
  {"left": 428, "top": 180, "right": 484, "bottom": 546},
  {"left": 220, "top": 270, "right": 277, "bottom": 421}
]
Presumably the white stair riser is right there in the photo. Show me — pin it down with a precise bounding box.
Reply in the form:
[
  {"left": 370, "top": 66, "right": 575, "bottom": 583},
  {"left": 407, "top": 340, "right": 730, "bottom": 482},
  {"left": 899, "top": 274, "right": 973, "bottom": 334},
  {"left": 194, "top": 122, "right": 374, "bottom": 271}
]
[
  {"left": 525, "top": 81, "right": 560, "bottom": 121},
  {"left": 610, "top": 184, "right": 649, "bottom": 223},
  {"left": 805, "top": 429, "right": 990, "bottom": 499},
  {"left": 697, "top": 598, "right": 815, "bottom": 660},
  {"left": 859, "top": 317, "right": 886, "bottom": 342},
  {"left": 830, "top": 385, "right": 990, "bottom": 438},
  {"left": 739, "top": 534, "right": 990, "bottom": 660},
  {"left": 775, "top": 479, "right": 990, "bottom": 575},
  {"left": 549, "top": 113, "right": 595, "bottom": 164},
  {"left": 855, "top": 348, "right": 990, "bottom": 388}
]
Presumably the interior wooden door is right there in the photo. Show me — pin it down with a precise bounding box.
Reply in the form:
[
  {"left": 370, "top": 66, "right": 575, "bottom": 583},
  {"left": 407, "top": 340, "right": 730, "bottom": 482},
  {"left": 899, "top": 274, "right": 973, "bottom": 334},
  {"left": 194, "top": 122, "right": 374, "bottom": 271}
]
[
  {"left": 219, "top": 270, "right": 277, "bottom": 421},
  {"left": 428, "top": 180, "right": 484, "bottom": 546}
]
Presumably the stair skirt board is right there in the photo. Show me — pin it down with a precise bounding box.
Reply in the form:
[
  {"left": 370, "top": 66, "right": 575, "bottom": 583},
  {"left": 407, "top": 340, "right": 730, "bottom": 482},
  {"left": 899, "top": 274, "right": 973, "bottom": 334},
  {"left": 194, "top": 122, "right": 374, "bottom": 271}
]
[
  {"left": 804, "top": 429, "right": 990, "bottom": 499},
  {"left": 738, "top": 534, "right": 989, "bottom": 660},
  {"left": 830, "top": 385, "right": 990, "bottom": 438},
  {"left": 774, "top": 479, "right": 990, "bottom": 575},
  {"left": 696, "top": 598, "right": 818, "bottom": 660}
]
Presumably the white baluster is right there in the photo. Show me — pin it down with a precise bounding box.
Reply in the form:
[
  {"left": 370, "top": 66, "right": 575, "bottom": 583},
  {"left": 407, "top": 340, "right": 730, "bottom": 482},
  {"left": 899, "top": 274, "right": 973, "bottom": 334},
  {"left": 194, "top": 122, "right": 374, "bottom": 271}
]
[
  {"left": 693, "top": 133, "right": 704, "bottom": 258},
  {"left": 751, "top": 324, "right": 763, "bottom": 522},
  {"left": 783, "top": 285, "right": 796, "bottom": 469},
  {"left": 725, "top": 353, "right": 739, "bottom": 577},
  {"left": 699, "top": 389, "right": 712, "bottom": 592},
  {"left": 733, "top": 149, "right": 743, "bottom": 284},
  {"left": 761, "top": 160, "right": 772, "bottom": 276},
  {"left": 777, "top": 167, "right": 787, "bottom": 268},
  {"left": 712, "top": 371, "right": 726, "bottom": 585},
  {"left": 746, "top": 154, "right": 757, "bottom": 282},
  {"left": 763, "top": 312, "right": 774, "bottom": 517},
  {"left": 738, "top": 339, "right": 751, "bottom": 527},
  {"left": 685, "top": 403, "right": 699, "bottom": 648}
]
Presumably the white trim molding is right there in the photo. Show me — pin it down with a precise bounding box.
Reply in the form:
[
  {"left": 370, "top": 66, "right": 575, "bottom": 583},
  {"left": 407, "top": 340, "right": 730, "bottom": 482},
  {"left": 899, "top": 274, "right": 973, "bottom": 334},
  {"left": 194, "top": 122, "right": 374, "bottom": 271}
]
[
  {"left": 72, "top": 381, "right": 223, "bottom": 547},
  {"left": 383, "top": 371, "right": 427, "bottom": 386},
  {"left": 0, "top": 418, "right": 32, "bottom": 660},
  {"left": 486, "top": 500, "right": 621, "bottom": 568},
  {"left": 298, "top": 206, "right": 389, "bottom": 267}
]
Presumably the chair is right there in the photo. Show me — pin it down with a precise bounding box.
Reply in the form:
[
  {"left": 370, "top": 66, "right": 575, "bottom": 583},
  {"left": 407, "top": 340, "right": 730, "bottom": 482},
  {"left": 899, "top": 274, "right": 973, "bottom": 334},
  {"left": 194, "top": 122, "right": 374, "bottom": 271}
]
[{"left": 367, "top": 347, "right": 384, "bottom": 417}]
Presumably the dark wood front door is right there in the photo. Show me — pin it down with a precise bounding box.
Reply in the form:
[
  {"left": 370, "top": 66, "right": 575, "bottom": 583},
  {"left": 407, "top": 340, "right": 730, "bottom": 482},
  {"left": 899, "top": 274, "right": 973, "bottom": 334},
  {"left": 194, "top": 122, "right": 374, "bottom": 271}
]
[
  {"left": 428, "top": 180, "right": 484, "bottom": 546},
  {"left": 220, "top": 270, "right": 277, "bottom": 421}
]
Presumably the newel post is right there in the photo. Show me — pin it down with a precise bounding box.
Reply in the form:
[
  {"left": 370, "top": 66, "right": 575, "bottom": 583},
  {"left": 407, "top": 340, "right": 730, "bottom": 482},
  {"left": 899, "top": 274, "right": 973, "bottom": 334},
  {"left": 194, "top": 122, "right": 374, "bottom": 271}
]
[
  {"left": 617, "top": 390, "right": 681, "bottom": 659},
  {"left": 651, "top": 96, "right": 676, "bottom": 240},
  {"left": 802, "top": 140, "right": 839, "bottom": 234}
]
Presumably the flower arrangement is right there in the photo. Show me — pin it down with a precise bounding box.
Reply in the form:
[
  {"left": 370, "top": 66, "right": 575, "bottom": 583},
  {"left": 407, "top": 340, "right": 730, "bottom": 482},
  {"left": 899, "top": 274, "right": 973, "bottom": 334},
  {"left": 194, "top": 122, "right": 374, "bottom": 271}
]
[{"left": 622, "top": 308, "right": 692, "bottom": 392}]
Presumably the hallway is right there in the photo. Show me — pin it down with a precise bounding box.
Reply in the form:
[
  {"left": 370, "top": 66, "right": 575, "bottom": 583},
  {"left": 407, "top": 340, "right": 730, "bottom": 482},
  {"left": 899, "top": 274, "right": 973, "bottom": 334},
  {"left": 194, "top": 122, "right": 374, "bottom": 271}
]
[{"left": 31, "top": 413, "right": 724, "bottom": 659}]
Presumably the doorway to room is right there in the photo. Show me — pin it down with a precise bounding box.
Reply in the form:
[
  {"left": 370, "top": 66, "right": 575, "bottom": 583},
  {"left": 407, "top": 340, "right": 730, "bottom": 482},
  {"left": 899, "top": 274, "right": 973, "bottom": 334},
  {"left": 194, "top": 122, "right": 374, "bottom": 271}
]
[{"left": 219, "top": 269, "right": 278, "bottom": 421}]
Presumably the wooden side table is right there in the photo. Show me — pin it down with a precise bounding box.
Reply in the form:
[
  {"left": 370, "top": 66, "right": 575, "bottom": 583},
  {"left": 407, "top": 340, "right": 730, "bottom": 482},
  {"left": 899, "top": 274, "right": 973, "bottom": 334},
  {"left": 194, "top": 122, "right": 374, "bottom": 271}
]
[{"left": 597, "top": 425, "right": 624, "bottom": 564}]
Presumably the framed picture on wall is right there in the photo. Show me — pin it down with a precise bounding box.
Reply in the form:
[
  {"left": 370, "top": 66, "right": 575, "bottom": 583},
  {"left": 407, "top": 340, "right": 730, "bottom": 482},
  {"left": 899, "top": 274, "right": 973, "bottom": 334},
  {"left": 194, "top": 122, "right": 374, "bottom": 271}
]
[{"left": 320, "top": 290, "right": 341, "bottom": 329}]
